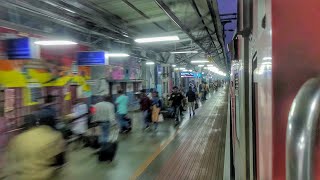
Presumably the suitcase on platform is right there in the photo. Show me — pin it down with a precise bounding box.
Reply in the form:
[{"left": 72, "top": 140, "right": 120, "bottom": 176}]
[
  {"left": 98, "top": 124, "right": 119, "bottom": 162},
  {"left": 98, "top": 142, "right": 118, "bottom": 162}
]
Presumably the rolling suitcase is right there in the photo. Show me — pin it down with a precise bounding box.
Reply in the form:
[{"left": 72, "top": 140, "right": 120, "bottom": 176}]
[
  {"left": 98, "top": 124, "right": 119, "bottom": 162},
  {"left": 98, "top": 142, "right": 118, "bottom": 162},
  {"left": 124, "top": 116, "right": 132, "bottom": 131}
]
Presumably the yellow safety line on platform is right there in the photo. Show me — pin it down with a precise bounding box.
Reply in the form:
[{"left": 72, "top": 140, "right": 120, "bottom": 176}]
[{"left": 130, "top": 131, "right": 179, "bottom": 180}]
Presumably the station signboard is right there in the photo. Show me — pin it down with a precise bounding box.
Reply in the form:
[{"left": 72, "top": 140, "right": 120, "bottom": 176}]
[
  {"left": 6, "top": 38, "right": 40, "bottom": 59},
  {"left": 76, "top": 51, "right": 107, "bottom": 66},
  {"left": 180, "top": 72, "right": 195, "bottom": 78}
]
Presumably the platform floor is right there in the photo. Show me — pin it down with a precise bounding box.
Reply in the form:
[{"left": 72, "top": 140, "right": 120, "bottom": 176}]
[{"left": 53, "top": 87, "right": 228, "bottom": 180}]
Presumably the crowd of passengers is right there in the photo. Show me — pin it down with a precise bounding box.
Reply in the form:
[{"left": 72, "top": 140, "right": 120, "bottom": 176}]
[{"left": 3, "top": 82, "right": 224, "bottom": 179}]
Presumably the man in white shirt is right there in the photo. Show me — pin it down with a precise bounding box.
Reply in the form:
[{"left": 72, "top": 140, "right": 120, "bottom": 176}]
[{"left": 93, "top": 95, "right": 116, "bottom": 144}]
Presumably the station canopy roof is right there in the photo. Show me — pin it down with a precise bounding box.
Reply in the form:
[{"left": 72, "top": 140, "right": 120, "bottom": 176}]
[{"left": 0, "top": 0, "right": 227, "bottom": 71}]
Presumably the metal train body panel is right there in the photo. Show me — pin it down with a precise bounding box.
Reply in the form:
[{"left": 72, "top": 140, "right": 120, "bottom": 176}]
[{"left": 230, "top": 0, "right": 320, "bottom": 179}]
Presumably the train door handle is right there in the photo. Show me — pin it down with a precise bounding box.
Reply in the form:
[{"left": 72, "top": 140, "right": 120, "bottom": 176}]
[{"left": 286, "top": 77, "right": 320, "bottom": 180}]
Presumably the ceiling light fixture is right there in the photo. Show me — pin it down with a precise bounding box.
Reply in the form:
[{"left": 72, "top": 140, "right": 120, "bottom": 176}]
[
  {"left": 146, "top": 62, "right": 155, "bottom": 65},
  {"left": 172, "top": 65, "right": 177, "bottom": 67},
  {"left": 135, "top": 36, "right": 179, "bottom": 43},
  {"left": 198, "top": 65, "right": 205, "bottom": 67},
  {"left": 170, "top": 50, "right": 198, "bottom": 54},
  {"left": 34, "top": 40, "right": 77, "bottom": 45},
  {"left": 191, "top": 60, "right": 209, "bottom": 63},
  {"left": 105, "top": 53, "right": 130, "bottom": 57}
]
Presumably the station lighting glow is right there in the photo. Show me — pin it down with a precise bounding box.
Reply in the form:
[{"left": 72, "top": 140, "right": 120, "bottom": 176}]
[
  {"left": 198, "top": 65, "right": 205, "bottom": 67},
  {"left": 146, "top": 62, "right": 155, "bottom": 65},
  {"left": 191, "top": 60, "right": 209, "bottom": 63},
  {"left": 105, "top": 53, "right": 130, "bottom": 57},
  {"left": 34, "top": 40, "right": 77, "bottom": 45},
  {"left": 262, "top": 57, "right": 272, "bottom": 61},
  {"left": 206, "top": 66, "right": 227, "bottom": 76},
  {"left": 170, "top": 50, "right": 198, "bottom": 54},
  {"left": 172, "top": 65, "right": 177, "bottom": 67},
  {"left": 179, "top": 68, "right": 186, "bottom": 70},
  {"left": 135, "top": 36, "right": 179, "bottom": 43},
  {"left": 207, "top": 64, "right": 214, "bottom": 67}
]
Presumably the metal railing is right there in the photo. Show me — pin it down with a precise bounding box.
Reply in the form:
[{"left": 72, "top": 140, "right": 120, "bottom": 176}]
[{"left": 286, "top": 77, "right": 320, "bottom": 180}]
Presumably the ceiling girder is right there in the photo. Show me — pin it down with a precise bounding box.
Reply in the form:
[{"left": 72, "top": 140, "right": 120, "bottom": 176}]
[
  {"left": 206, "top": 0, "right": 227, "bottom": 69},
  {"left": 122, "top": 0, "right": 167, "bottom": 32},
  {"left": 154, "top": 0, "right": 211, "bottom": 54},
  {"left": 190, "top": 0, "right": 218, "bottom": 52}
]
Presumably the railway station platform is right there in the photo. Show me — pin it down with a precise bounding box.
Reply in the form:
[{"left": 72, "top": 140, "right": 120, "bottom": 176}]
[{"left": 52, "top": 87, "right": 228, "bottom": 180}]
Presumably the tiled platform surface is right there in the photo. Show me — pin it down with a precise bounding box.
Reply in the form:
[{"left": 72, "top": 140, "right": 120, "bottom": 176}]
[{"left": 138, "top": 88, "right": 228, "bottom": 180}]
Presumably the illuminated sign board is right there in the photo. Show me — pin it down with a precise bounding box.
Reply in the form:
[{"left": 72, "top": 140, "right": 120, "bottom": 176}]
[
  {"left": 77, "top": 51, "right": 107, "bottom": 66},
  {"left": 6, "top": 38, "right": 40, "bottom": 59},
  {"left": 180, "top": 72, "right": 195, "bottom": 78}
]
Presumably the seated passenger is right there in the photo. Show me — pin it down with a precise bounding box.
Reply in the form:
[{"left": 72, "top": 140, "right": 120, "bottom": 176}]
[{"left": 5, "top": 114, "right": 65, "bottom": 180}]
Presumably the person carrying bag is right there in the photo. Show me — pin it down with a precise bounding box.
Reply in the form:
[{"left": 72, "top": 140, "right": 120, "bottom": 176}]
[{"left": 151, "top": 91, "right": 162, "bottom": 130}]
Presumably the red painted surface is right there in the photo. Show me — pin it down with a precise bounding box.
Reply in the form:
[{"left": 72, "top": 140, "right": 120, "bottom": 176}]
[
  {"left": 272, "top": 0, "right": 320, "bottom": 179},
  {"left": 40, "top": 44, "right": 88, "bottom": 66}
]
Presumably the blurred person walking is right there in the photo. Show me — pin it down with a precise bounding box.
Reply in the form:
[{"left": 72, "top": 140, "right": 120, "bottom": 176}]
[
  {"left": 151, "top": 91, "right": 162, "bottom": 130},
  {"left": 5, "top": 114, "right": 65, "bottom": 180},
  {"left": 140, "top": 89, "right": 152, "bottom": 130},
  {"left": 115, "top": 90, "right": 129, "bottom": 133},
  {"left": 186, "top": 86, "right": 197, "bottom": 116},
  {"left": 92, "top": 95, "right": 116, "bottom": 145}
]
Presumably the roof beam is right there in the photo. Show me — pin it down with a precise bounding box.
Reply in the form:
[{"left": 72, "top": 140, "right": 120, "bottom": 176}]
[
  {"left": 154, "top": 0, "right": 212, "bottom": 54},
  {"left": 122, "top": 0, "right": 167, "bottom": 32},
  {"left": 206, "top": 0, "right": 227, "bottom": 68},
  {"left": 190, "top": 0, "right": 218, "bottom": 51}
]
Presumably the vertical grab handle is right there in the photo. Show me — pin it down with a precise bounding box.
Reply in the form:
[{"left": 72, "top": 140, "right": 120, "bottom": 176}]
[{"left": 287, "top": 77, "right": 320, "bottom": 180}]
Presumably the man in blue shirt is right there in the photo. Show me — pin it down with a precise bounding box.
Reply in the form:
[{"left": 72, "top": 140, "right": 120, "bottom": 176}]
[{"left": 115, "top": 89, "right": 129, "bottom": 133}]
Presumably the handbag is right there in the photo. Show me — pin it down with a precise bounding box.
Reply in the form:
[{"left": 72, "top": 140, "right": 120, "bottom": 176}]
[
  {"left": 195, "top": 102, "right": 199, "bottom": 109},
  {"left": 158, "top": 113, "right": 164, "bottom": 122}
]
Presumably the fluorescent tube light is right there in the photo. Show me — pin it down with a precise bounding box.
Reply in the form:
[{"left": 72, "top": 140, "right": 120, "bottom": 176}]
[
  {"left": 172, "top": 65, "right": 177, "bottom": 67},
  {"left": 34, "top": 40, "right": 77, "bottom": 45},
  {"left": 146, "top": 62, "right": 155, "bottom": 65},
  {"left": 135, "top": 36, "right": 179, "bottom": 43},
  {"left": 105, "top": 53, "right": 129, "bottom": 57},
  {"left": 191, "top": 60, "right": 209, "bottom": 63},
  {"left": 198, "top": 65, "right": 205, "bottom": 67},
  {"left": 207, "top": 64, "right": 214, "bottom": 67},
  {"left": 170, "top": 50, "right": 198, "bottom": 54}
]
